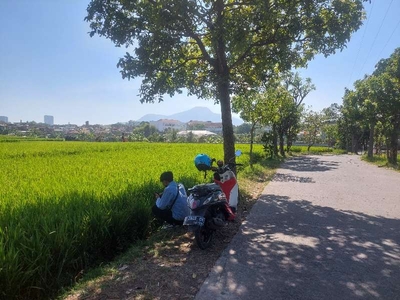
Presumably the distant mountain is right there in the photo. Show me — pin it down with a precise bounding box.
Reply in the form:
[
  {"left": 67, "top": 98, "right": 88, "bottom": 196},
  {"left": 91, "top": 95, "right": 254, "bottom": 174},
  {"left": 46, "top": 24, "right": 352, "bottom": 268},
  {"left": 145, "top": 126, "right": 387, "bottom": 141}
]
[
  {"left": 137, "top": 107, "right": 243, "bottom": 125},
  {"left": 137, "top": 114, "right": 166, "bottom": 122}
]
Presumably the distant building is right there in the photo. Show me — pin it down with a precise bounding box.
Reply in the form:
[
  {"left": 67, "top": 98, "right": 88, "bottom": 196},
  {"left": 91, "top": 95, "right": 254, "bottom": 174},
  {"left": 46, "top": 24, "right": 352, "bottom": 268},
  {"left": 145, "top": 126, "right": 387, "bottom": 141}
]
[
  {"left": 0, "top": 116, "right": 8, "bottom": 123},
  {"left": 187, "top": 120, "right": 223, "bottom": 134},
  {"left": 177, "top": 130, "right": 216, "bottom": 137},
  {"left": 150, "top": 119, "right": 186, "bottom": 132},
  {"left": 44, "top": 115, "right": 54, "bottom": 125},
  {"left": 85, "top": 121, "right": 89, "bottom": 126}
]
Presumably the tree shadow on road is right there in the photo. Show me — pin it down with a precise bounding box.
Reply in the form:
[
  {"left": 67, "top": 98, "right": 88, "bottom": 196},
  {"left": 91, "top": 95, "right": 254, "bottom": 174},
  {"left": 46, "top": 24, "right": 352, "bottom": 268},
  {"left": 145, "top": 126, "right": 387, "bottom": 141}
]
[
  {"left": 282, "top": 156, "right": 339, "bottom": 172},
  {"left": 273, "top": 173, "right": 315, "bottom": 183},
  {"left": 208, "top": 195, "right": 400, "bottom": 300}
]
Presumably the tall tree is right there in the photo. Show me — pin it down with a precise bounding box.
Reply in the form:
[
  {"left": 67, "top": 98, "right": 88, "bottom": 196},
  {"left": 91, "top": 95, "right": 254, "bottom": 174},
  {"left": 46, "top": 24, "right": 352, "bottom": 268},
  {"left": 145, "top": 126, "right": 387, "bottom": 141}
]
[
  {"left": 232, "top": 91, "right": 264, "bottom": 165},
  {"left": 341, "top": 77, "right": 376, "bottom": 156},
  {"left": 302, "top": 109, "right": 323, "bottom": 152},
  {"left": 85, "top": 0, "right": 366, "bottom": 163},
  {"left": 321, "top": 103, "right": 342, "bottom": 148},
  {"left": 356, "top": 77, "right": 378, "bottom": 158},
  {"left": 274, "top": 93, "right": 302, "bottom": 156},
  {"left": 372, "top": 48, "right": 400, "bottom": 165},
  {"left": 232, "top": 85, "right": 289, "bottom": 164},
  {"left": 342, "top": 48, "right": 400, "bottom": 163},
  {"left": 281, "top": 73, "right": 315, "bottom": 153},
  {"left": 341, "top": 88, "right": 364, "bottom": 153}
]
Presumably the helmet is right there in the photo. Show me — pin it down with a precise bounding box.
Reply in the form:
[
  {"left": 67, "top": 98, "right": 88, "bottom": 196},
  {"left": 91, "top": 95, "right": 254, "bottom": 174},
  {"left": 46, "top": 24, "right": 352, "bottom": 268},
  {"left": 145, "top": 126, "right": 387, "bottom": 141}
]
[{"left": 194, "top": 154, "right": 212, "bottom": 171}]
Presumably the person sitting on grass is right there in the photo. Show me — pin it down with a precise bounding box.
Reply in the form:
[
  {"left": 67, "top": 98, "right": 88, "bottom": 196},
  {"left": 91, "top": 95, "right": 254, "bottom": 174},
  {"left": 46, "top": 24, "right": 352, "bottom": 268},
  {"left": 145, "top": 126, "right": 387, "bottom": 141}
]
[{"left": 152, "top": 171, "right": 189, "bottom": 227}]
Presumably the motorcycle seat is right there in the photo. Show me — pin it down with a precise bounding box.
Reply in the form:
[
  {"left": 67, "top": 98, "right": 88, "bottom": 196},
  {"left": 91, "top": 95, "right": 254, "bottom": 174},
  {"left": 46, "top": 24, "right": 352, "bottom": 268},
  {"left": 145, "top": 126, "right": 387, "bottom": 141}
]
[{"left": 189, "top": 183, "right": 222, "bottom": 196}]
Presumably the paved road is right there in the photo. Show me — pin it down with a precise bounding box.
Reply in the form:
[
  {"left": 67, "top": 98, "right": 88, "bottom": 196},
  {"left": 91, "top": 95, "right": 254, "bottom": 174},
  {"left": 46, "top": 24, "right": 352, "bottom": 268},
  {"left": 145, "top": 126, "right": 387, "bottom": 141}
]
[{"left": 196, "top": 155, "right": 400, "bottom": 300}]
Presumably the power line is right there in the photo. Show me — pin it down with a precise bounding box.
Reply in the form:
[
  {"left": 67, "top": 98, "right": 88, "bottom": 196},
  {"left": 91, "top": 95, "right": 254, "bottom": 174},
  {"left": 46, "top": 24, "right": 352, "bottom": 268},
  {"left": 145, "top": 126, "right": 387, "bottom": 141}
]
[
  {"left": 358, "top": 0, "right": 394, "bottom": 77},
  {"left": 347, "top": 0, "right": 375, "bottom": 88},
  {"left": 376, "top": 17, "right": 400, "bottom": 61}
]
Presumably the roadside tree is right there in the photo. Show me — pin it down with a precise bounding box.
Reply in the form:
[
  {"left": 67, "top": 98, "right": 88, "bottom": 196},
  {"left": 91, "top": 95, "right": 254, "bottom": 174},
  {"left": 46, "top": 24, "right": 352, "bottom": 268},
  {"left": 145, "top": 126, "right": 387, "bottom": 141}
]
[
  {"left": 280, "top": 73, "right": 315, "bottom": 153},
  {"left": 302, "top": 109, "right": 324, "bottom": 152},
  {"left": 321, "top": 103, "right": 341, "bottom": 148},
  {"left": 85, "top": 0, "right": 366, "bottom": 164},
  {"left": 232, "top": 89, "right": 276, "bottom": 165},
  {"left": 372, "top": 49, "right": 400, "bottom": 165}
]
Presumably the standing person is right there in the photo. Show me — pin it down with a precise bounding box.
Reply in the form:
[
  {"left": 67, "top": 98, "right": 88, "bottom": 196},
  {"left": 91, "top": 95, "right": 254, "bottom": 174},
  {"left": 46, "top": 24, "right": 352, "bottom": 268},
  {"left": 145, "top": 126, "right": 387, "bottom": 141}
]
[{"left": 152, "top": 171, "right": 189, "bottom": 226}]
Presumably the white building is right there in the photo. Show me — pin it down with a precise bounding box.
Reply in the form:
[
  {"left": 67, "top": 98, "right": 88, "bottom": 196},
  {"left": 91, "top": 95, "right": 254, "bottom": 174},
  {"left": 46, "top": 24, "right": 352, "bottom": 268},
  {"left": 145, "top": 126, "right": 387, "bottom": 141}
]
[
  {"left": 177, "top": 130, "right": 216, "bottom": 137},
  {"left": 187, "top": 120, "right": 223, "bottom": 133},
  {"left": 44, "top": 115, "right": 54, "bottom": 125},
  {"left": 150, "top": 119, "right": 186, "bottom": 132}
]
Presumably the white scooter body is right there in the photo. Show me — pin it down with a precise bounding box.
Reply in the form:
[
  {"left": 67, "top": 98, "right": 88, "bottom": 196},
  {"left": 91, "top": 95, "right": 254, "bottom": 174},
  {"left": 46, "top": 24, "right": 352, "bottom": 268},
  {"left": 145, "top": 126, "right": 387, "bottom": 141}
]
[{"left": 214, "top": 168, "right": 239, "bottom": 210}]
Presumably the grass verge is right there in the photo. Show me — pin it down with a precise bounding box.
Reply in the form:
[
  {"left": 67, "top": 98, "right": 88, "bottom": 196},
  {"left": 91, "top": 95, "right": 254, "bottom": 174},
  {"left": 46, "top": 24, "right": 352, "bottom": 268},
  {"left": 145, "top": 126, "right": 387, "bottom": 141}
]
[
  {"left": 361, "top": 155, "right": 400, "bottom": 171},
  {"left": 290, "top": 146, "right": 347, "bottom": 155}
]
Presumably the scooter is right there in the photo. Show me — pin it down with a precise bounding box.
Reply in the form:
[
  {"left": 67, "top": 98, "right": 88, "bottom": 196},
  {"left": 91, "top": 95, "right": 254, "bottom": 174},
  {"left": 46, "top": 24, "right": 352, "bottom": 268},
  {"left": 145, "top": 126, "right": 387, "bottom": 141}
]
[
  {"left": 212, "top": 152, "right": 242, "bottom": 213},
  {"left": 183, "top": 150, "right": 242, "bottom": 249}
]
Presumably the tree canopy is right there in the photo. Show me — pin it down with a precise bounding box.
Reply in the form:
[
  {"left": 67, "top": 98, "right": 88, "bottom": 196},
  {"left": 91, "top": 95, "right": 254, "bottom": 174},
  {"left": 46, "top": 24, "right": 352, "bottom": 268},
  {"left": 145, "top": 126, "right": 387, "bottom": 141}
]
[
  {"left": 85, "top": 0, "right": 366, "bottom": 162},
  {"left": 340, "top": 48, "right": 400, "bottom": 164},
  {"left": 302, "top": 108, "right": 324, "bottom": 151}
]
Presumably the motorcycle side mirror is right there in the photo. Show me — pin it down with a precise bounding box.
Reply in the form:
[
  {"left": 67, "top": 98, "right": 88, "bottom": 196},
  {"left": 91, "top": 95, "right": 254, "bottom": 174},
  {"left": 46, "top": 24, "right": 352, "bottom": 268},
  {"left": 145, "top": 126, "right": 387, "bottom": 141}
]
[{"left": 235, "top": 150, "right": 242, "bottom": 157}]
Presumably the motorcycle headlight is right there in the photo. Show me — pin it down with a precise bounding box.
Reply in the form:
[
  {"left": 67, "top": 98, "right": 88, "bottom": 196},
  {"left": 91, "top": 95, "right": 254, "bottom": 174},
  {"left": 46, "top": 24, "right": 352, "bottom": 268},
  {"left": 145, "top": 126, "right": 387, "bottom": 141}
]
[{"left": 218, "top": 193, "right": 227, "bottom": 201}]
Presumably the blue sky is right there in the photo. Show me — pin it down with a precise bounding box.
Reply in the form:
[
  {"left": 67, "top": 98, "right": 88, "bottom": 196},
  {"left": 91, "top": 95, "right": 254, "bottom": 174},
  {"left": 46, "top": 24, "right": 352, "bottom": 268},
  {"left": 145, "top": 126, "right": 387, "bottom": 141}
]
[{"left": 0, "top": 0, "right": 399, "bottom": 125}]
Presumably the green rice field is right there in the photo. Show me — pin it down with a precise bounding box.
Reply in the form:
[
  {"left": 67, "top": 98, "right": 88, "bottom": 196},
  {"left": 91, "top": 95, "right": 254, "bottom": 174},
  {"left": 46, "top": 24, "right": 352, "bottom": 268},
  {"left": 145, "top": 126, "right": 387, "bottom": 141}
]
[{"left": 0, "top": 141, "right": 261, "bottom": 299}]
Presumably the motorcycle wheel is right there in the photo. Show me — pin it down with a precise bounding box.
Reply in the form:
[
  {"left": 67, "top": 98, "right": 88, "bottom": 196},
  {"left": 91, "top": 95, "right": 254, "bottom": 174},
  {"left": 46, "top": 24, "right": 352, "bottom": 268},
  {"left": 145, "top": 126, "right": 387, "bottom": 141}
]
[{"left": 194, "top": 225, "right": 214, "bottom": 250}]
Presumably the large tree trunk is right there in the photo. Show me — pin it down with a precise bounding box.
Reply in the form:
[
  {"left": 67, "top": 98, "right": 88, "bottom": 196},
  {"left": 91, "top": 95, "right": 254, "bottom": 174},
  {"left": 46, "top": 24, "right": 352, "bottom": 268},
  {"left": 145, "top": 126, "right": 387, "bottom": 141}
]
[
  {"left": 215, "top": 0, "right": 235, "bottom": 168},
  {"left": 287, "top": 140, "right": 292, "bottom": 153},
  {"left": 352, "top": 134, "right": 358, "bottom": 154},
  {"left": 367, "top": 122, "right": 375, "bottom": 159},
  {"left": 272, "top": 124, "right": 279, "bottom": 157},
  {"left": 285, "top": 114, "right": 296, "bottom": 152},
  {"left": 386, "top": 140, "right": 390, "bottom": 160},
  {"left": 218, "top": 80, "right": 235, "bottom": 166},
  {"left": 388, "top": 129, "right": 399, "bottom": 165},
  {"left": 279, "top": 132, "right": 285, "bottom": 156},
  {"left": 249, "top": 122, "right": 256, "bottom": 166},
  {"left": 346, "top": 136, "right": 351, "bottom": 153},
  {"left": 286, "top": 127, "right": 293, "bottom": 152}
]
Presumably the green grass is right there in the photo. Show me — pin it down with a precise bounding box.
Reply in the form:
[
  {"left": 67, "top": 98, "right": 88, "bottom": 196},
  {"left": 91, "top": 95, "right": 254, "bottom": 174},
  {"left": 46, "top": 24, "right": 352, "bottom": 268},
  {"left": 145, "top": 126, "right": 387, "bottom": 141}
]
[
  {"left": 362, "top": 154, "right": 400, "bottom": 170},
  {"left": 0, "top": 141, "right": 265, "bottom": 299},
  {"left": 242, "top": 154, "right": 284, "bottom": 181},
  {"left": 290, "top": 146, "right": 347, "bottom": 155}
]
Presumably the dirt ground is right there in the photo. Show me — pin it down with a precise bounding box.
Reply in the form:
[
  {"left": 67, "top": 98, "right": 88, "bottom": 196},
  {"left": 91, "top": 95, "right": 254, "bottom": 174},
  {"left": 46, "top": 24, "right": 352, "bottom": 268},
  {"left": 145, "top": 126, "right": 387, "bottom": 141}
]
[{"left": 64, "top": 179, "right": 267, "bottom": 300}]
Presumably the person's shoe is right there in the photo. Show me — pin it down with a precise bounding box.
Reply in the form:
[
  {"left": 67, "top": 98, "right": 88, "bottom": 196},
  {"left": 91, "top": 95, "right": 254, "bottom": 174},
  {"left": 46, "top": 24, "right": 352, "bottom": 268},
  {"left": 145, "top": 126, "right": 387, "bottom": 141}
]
[{"left": 160, "top": 224, "right": 175, "bottom": 230}]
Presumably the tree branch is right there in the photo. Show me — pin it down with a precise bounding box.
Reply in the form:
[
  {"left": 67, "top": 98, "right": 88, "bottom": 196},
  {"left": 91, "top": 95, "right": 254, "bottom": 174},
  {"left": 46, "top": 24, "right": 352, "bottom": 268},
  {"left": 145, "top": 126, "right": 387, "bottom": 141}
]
[
  {"left": 158, "top": 56, "right": 204, "bottom": 72},
  {"left": 187, "top": 32, "right": 214, "bottom": 65},
  {"left": 229, "top": 36, "right": 276, "bottom": 70},
  {"left": 147, "top": 1, "right": 215, "bottom": 66}
]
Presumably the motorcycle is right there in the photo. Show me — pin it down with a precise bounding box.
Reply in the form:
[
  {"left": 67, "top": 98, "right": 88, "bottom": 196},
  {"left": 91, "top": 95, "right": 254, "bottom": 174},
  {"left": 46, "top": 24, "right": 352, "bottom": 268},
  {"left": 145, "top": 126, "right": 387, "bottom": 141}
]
[{"left": 183, "top": 150, "right": 242, "bottom": 249}]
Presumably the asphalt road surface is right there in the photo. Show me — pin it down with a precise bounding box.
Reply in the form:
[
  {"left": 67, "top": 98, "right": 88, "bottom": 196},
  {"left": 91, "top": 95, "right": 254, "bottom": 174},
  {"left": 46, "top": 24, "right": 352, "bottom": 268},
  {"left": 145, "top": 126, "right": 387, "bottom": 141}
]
[{"left": 196, "top": 155, "right": 400, "bottom": 300}]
